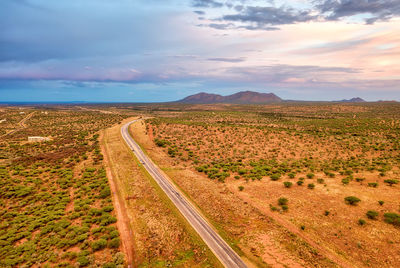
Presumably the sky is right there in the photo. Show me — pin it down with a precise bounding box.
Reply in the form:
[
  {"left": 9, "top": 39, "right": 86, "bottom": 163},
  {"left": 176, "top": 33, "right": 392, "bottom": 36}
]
[{"left": 0, "top": 0, "right": 399, "bottom": 102}]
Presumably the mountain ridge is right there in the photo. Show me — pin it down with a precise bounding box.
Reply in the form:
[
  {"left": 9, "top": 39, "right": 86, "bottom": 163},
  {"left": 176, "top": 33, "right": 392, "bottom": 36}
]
[
  {"left": 178, "top": 91, "right": 282, "bottom": 104},
  {"left": 337, "top": 97, "right": 366, "bottom": 103}
]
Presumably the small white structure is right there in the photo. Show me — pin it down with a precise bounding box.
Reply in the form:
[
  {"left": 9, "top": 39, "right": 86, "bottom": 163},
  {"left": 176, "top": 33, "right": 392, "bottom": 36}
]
[
  {"left": 28, "top": 136, "right": 51, "bottom": 142},
  {"left": 0, "top": 119, "right": 6, "bottom": 123},
  {"left": 19, "top": 112, "right": 25, "bottom": 114}
]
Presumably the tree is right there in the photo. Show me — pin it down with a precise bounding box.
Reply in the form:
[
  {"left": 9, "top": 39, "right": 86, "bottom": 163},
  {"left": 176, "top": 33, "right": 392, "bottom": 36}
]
[{"left": 344, "top": 196, "right": 361, "bottom": 205}]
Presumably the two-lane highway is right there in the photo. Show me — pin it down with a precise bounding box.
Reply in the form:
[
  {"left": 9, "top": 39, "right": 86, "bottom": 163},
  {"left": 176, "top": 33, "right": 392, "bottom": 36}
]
[{"left": 121, "top": 120, "right": 248, "bottom": 268}]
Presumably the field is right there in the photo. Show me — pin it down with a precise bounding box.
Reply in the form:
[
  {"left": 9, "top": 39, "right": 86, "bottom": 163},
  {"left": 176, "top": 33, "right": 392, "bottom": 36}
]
[
  {"left": 0, "top": 107, "right": 128, "bottom": 267},
  {"left": 1, "top": 102, "right": 399, "bottom": 268},
  {"left": 139, "top": 102, "right": 400, "bottom": 267}
]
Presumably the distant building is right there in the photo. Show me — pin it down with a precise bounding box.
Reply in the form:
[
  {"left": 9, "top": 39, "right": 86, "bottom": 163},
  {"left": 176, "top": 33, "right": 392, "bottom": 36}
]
[{"left": 28, "top": 136, "right": 51, "bottom": 142}]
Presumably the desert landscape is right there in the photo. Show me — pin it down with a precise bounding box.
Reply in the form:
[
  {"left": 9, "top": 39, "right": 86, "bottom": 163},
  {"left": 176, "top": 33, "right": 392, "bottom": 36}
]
[
  {"left": 1, "top": 101, "right": 400, "bottom": 267},
  {"left": 2, "top": 1, "right": 400, "bottom": 267},
  {"left": 138, "top": 102, "right": 400, "bottom": 267}
]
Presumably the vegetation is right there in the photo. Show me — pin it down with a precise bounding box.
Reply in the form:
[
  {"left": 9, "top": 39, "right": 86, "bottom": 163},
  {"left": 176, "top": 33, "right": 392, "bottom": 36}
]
[
  {"left": 344, "top": 196, "right": 361, "bottom": 205},
  {"left": 0, "top": 108, "right": 128, "bottom": 266},
  {"left": 137, "top": 102, "right": 400, "bottom": 267},
  {"left": 384, "top": 213, "right": 400, "bottom": 226},
  {"left": 366, "top": 210, "right": 379, "bottom": 220}
]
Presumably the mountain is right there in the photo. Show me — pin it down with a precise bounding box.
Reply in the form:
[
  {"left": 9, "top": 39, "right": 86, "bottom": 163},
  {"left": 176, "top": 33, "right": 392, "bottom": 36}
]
[
  {"left": 179, "top": 92, "right": 224, "bottom": 104},
  {"left": 179, "top": 91, "right": 282, "bottom": 104},
  {"left": 338, "top": 97, "right": 366, "bottom": 103}
]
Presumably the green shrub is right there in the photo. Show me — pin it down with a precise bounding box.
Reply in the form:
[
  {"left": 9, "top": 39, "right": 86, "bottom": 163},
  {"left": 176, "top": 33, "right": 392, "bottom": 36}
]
[
  {"left": 278, "top": 197, "right": 288, "bottom": 206},
  {"left": 91, "top": 239, "right": 107, "bottom": 251},
  {"left": 102, "top": 206, "right": 114, "bottom": 212},
  {"left": 366, "top": 210, "right": 378, "bottom": 220},
  {"left": 283, "top": 181, "right": 293, "bottom": 188},
  {"left": 77, "top": 256, "right": 90, "bottom": 267},
  {"left": 281, "top": 205, "right": 288, "bottom": 211},
  {"left": 383, "top": 212, "right": 400, "bottom": 226},
  {"left": 355, "top": 177, "right": 365, "bottom": 182},
  {"left": 307, "top": 183, "right": 315, "bottom": 189},
  {"left": 368, "top": 182, "right": 378, "bottom": 188},
  {"left": 113, "top": 252, "right": 125, "bottom": 265},
  {"left": 324, "top": 210, "right": 330, "bottom": 216},
  {"left": 317, "top": 178, "right": 324, "bottom": 184},
  {"left": 378, "top": 200, "right": 384, "bottom": 206},
  {"left": 384, "top": 179, "right": 399, "bottom": 186},
  {"left": 270, "top": 174, "right": 280, "bottom": 181},
  {"left": 238, "top": 186, "right": 244, "bottom": 191},
  {"left": 103, "top": 264, "right": 116, "bottom": 268},
  {"left": 99, "top": 187, "right": 111, "bottom": 199},
  {"left": 344, "top": 196, "right": 361, "bottom": 205},
  {"left": 154, "top": 139, "right": 168, "bottom": 147},
  {"left": 296, "top": 180, "right": 303, "bottom": 186},
  {"left": 108, "top": 238, "right": 120, "bottom": 248},
  {"left": 358, "top": 219, "right": 366, "bottom": 226},
  {"left": 306, "top": 173, "right": 314, "bottom": 179},
  {"left": 341, "top": 178, "right": 350, "bottom": 185}
]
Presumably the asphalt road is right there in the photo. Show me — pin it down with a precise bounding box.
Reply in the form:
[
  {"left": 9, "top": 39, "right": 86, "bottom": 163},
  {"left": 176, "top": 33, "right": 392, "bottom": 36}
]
[{"left": 121, "top": 120, "right": 248, "bottom": 268}]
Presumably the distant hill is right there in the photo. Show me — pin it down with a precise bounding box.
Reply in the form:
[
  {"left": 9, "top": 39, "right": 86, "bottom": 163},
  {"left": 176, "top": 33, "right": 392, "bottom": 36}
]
[
  {"left": 337, "top": 97, "right": 366, "bottom": 103},
  {"left": 178, "top": 91, "right": 282, "bottom": 104}
]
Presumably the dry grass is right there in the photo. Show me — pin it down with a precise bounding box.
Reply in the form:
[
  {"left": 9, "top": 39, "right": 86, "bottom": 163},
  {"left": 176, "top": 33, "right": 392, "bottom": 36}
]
[
  {"left": 101, "top": 118, "right": 220, "bottom": 267},
  {"left": 136, "top": 103, "right": 400, "bottom": 267},
  {"left": 131, "top": 119, "right": 338, "bottom": 268}
]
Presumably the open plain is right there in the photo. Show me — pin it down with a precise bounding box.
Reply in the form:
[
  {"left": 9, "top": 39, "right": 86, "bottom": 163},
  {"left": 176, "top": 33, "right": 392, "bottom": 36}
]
[{"left": 1, "top": 102, "right": 400, "bottom": 267}]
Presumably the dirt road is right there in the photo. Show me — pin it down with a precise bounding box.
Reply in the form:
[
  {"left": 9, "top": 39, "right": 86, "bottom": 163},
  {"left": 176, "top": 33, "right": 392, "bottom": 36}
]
[{"left": 1, "top": 111, "right": 35, "bottom": 137}]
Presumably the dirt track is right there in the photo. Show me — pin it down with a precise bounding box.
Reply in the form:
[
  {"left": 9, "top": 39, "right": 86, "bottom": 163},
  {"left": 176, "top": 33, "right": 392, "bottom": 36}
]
[
  {"left": 1, "top": 111, "right": 35, "bottom": 137},
  {"left": 100, "top": 123, "right": 136, "bottom": 267}
]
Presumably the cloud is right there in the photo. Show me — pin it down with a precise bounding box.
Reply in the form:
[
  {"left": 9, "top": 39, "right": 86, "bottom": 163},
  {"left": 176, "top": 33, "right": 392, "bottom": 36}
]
[
  {"left": 222, "top": 6, "right": 317, "bottom": 27},
  {"left": 224, "top": 64, "right": 361, "bottom": 84},
  {"left": 192, "top": 0, "right": 223, "bottom": 8},
  {"left": 194, "top": 10, "right": 205, "bottom": 15},
  {"left": 194, "top": 0, "right": 400, "bottom": 30},
  {"left": 202, "top": 23, "right": 235, "bottom": 30},
  {"left": 207, "top": 57, "right": 246, "bottom": 62},
  {"left": 313, "top": 0, "right": 400, "bottom": 24}
]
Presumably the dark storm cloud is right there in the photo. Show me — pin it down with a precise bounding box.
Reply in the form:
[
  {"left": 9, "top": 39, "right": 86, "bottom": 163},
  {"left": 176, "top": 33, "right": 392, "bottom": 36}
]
[
  {"left": 316, "top": 0, "right": 400, "bottom": 24},
  {"left": 221, "top": 6, "right": 317, "bottom": 30},
  {"left": 195, "top": 0, "right": 400, "bottom": 30},
  {"left": 192, "top": 0, "right": 223, "bottom": 8}
]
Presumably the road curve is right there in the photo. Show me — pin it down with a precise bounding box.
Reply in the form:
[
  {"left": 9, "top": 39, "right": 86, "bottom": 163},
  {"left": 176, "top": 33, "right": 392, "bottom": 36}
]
[
  {"left": 121, "top": 120, "right": 248, "bottom": 268},
  {"left": 1, "top": 111, "right": 35, "bottom": 137}
]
